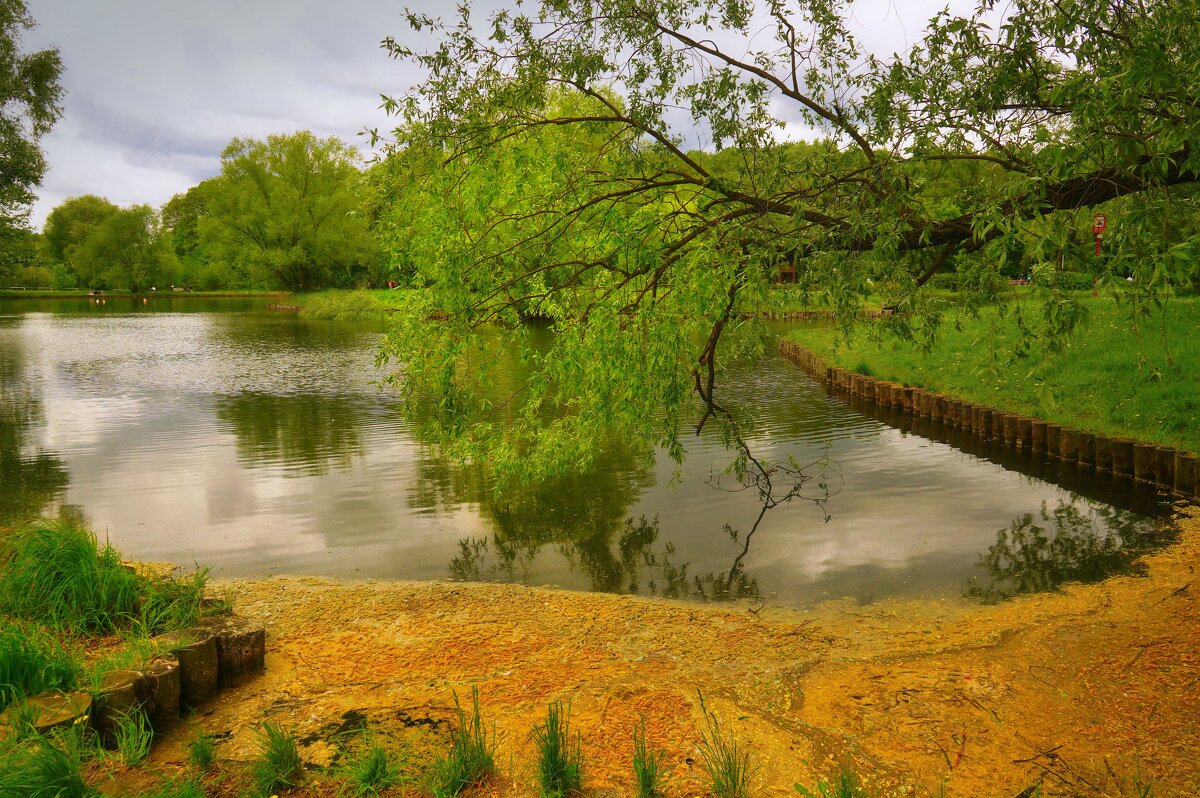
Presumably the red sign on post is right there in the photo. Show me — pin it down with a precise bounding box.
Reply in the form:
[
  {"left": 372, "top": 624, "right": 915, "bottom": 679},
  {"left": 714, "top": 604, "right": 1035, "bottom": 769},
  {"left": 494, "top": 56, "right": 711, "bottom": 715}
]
[{"left": 1092, "top": 213, "right": 1107, "bottom": 234}]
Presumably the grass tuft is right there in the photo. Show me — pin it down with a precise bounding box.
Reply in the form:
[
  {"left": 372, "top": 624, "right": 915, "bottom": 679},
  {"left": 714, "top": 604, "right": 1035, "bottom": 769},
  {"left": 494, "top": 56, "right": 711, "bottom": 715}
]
[
  {"left": 632, "top": 715, "right": 664, "bottom": 798},
  {"left": 0, "top": 735, "right": 96, "bottom": 797},
  {"left": 113, "top": 708, "right": 154, "bottom": 765},
  {"left": 0, "top": 620, "right": 81, "bottom": 711},
  {"left": 341, "top": 738, "right": 404, "bottom": 796},
  {"left": 696, "top": 692, "right": 754, "bottom": 798},
  {"left": 794, "top": 766, "right": 873, "bottom": 798},
  {"left": 430, "top": 686, "right": 496, "bottom": 798},
  {"left": 251, "top": 722, "right": 304, "bottom": 797},
  {"left": 0, "top": 520, "right": 206, "bottom": 634},
  {"left": 187, "top": 731, "right": 216, "bottom": 771},
  {"left": 532, "top": 699, "right": 583, "bottom": 798},
  {"left": 133, "top": 775, "right": 207, "bottom": 798}
]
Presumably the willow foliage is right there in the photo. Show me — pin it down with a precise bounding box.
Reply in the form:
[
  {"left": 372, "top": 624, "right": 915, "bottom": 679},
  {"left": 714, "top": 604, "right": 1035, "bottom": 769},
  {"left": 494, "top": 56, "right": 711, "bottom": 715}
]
[{"left": 375, "top": 0, "right": 1200, "bottom": 485}]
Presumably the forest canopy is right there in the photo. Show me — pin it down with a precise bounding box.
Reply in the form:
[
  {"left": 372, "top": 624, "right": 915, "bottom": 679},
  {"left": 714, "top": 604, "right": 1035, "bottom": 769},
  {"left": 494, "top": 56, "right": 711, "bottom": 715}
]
[{"left": 371, "top": 0, "right": 1200, "bottom": 484}]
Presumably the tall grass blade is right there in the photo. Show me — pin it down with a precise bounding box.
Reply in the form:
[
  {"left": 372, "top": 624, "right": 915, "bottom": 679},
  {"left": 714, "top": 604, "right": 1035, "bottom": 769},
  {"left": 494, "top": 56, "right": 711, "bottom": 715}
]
[
  {"left": 430, "top": 686, "right": 496, "bottom": 798},
  {"left": 632, "top": 715, "right": 664, "bottom": 798},
  {"left": 532, "top": 699, "right": 583, "bottom": 798},
  {"left": 251, "top": 722, "right": 303, "bottom": 797},
  {"left": 696, "top": 692, "right": 754, "bottom": 798}
]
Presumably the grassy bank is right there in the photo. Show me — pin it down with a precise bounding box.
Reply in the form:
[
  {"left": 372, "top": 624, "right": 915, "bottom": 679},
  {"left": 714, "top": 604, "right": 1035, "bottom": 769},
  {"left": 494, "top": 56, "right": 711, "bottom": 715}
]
[
  {"left": 289, "top": 289, "right": 413, "bottom": 321},
  {"left": 0, "top": 290, "right": 285, "bottom": 299},
  {"left": 787, "top": 294, "right": 1200, "bottom": 452}
]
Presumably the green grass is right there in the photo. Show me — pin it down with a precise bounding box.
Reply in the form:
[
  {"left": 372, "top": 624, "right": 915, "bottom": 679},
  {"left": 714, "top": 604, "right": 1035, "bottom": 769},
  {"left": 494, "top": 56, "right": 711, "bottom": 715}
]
[
  {"left": 0, "top": 734, "right": 96, "bottom": 798},
  {"left": 112, "top": 708, "right": 155, "bottom": 765},
  {"left": 788, "top": 294, "right": 1200, "bottom": 451},
  {"left": 187, "top": 731, "right": 217, "bottom": 771},
  {"left": 795, "top": 767, "right": 873, "bottom": 798},
  {"left": 250, "top": 722, "right": 304, "bottom": 797},
  {"left": 0, "top": 620, "right": 81, "bottom": 711},
  {"left": 429, "top": 687, "right": 496, "bottom": 798},
  {"left": 340, "top": 738, "right": 405, "bottom": 796},
  {"left": 532, "top": 700, "right": 584, "bottom": 798},
  {"left": 631, "top": 715, "right": 664, "bottom": 798},
  {"left": 132, "top": 776, "right": 208, "bottom": 798},
  {"left": 696, "top": 693, "right": 754, "bottom": 798},
  {"left": 0, "top": 520, "right": 206, "bottom": 634},
  {"left": 291, "top": 289, "right": 413, "bottom": 321}
]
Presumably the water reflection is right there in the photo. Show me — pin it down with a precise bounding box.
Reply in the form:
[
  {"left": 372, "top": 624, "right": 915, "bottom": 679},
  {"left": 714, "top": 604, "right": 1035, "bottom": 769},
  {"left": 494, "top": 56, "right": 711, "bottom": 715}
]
[
  {"left": 0, "top": 325, "right": 69, "bottom": 524},
  {"left": 450, "top": 515, "right": 763, "bottom": 602},
  {"left": 0, "top": 301, "right": 1177, "bottom": 607},
  {"left": 214, "top": 393, "right": 367, "bottom": 476},
  {"left": 966, "top": 499, "right": 1176, "bottom": 602}
]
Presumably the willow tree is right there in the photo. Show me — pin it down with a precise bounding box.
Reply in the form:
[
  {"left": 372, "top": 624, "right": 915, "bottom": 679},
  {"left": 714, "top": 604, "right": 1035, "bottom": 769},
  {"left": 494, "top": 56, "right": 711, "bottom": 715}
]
[{"left": 375, "top": 0, "right": 1200, "bottom": 487}]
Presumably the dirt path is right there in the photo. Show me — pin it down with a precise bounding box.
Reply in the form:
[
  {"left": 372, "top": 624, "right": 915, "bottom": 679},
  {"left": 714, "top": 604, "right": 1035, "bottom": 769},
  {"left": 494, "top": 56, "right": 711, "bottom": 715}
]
[{"left": 128, "top": 509, "right": 1199, "bottom": 798}]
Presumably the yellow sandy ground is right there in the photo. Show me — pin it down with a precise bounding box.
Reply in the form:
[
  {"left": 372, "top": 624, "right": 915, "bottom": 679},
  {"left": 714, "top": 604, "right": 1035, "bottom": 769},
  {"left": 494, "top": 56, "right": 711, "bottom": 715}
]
[{"left": 103, "top": 509, "right": 1199, "bottom": 798}]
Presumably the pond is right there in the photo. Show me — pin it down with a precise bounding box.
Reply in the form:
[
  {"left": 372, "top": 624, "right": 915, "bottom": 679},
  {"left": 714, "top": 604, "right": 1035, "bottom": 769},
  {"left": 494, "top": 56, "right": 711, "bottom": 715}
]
[{"left": 0, "top": 297, "right": 1175, "bottom": 606}]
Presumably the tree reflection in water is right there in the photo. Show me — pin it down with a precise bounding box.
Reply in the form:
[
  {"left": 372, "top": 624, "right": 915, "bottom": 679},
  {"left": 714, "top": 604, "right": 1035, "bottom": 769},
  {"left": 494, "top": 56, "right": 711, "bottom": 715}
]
[
  {"left": 213, "top": 393, "right": 367, "bottom": 476},
  {"left": 0, "top": 333, "right": 69, "bottom": 525},
  {"left": 450, "top": 515, "right": 763, "bottom": 602},
  {"left": 966, "top": 498, "right": 1177, "bottom": 603}
]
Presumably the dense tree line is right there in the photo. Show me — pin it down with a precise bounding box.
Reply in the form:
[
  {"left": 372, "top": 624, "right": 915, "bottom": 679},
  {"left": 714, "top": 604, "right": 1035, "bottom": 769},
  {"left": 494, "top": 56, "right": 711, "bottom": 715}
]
[{"left": 20, "top": 131, "right": 383, "bottom": 292}]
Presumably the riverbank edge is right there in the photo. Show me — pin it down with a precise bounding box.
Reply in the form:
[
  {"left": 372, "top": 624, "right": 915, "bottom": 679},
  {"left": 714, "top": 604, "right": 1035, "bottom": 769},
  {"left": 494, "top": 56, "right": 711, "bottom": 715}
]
[
  {"left": 0, "top": 291, "right": 288, "bottom": 300},
  {"left": 778, "top": 339, "right": 1200, "bottom": 499}
]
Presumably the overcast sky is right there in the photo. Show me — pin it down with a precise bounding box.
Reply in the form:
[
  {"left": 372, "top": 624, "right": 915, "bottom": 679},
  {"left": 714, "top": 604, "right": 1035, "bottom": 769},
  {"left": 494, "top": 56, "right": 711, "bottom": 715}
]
[{"left": 23, "top": 0, "right": 973, "bottom": 229}]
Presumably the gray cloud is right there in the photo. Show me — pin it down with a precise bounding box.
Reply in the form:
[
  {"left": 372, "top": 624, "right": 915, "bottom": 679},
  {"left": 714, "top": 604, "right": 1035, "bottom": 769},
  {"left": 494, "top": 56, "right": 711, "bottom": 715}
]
[{"left": 24, "top": 0, "right": 974, "bottom": 228}]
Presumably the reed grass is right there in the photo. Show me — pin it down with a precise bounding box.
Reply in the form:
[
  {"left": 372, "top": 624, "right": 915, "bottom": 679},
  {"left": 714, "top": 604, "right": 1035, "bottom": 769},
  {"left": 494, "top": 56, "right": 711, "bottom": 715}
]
[
  {"left": 430, "top": 687, "right": 496, "bottom": 798},
  {"left": 696, "top": 693, "right": 754, "bottom": 798},
  {"left": 251, "top": 722, "right": 304, "bottom": 797},
  {"left": 132, "top": 777, "right": 207, "bottom": 798},
  {"left": 532, "top": 700, "right": 583, "bottom": 798}
]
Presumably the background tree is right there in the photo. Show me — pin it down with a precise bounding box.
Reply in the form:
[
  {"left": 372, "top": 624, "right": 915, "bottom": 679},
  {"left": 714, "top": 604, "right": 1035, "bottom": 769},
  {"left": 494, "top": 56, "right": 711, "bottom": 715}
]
[
  {"left": 41, "top": 194, "right": 118, "bottom": 286},
  {"left": 376, "top": 0, "right": 1200, "bottom": 486},
  {"left": 0, "top": 0, "right": 62, "bottom": 230},
  {"left": 0, "top": 225, "right": 48, "bottom": 285},
  {"left": 73, "top": 204, "right": 173, "bottom": 293},
  {"left": 201, "top": 131, "right": 379, "bottom": 291}
]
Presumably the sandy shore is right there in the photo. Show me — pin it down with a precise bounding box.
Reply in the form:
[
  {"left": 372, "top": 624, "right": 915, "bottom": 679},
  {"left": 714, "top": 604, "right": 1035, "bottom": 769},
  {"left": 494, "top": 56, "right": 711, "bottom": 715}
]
[{"left": 122, "top": 508, "right": 1199, "bottom": 798}]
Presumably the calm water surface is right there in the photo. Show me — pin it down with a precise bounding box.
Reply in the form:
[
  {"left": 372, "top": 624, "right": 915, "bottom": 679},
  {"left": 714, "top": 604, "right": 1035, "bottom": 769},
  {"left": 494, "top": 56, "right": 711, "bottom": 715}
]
[{"left": 0, "top": 298, "right": 1173, "bottom": 605}]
